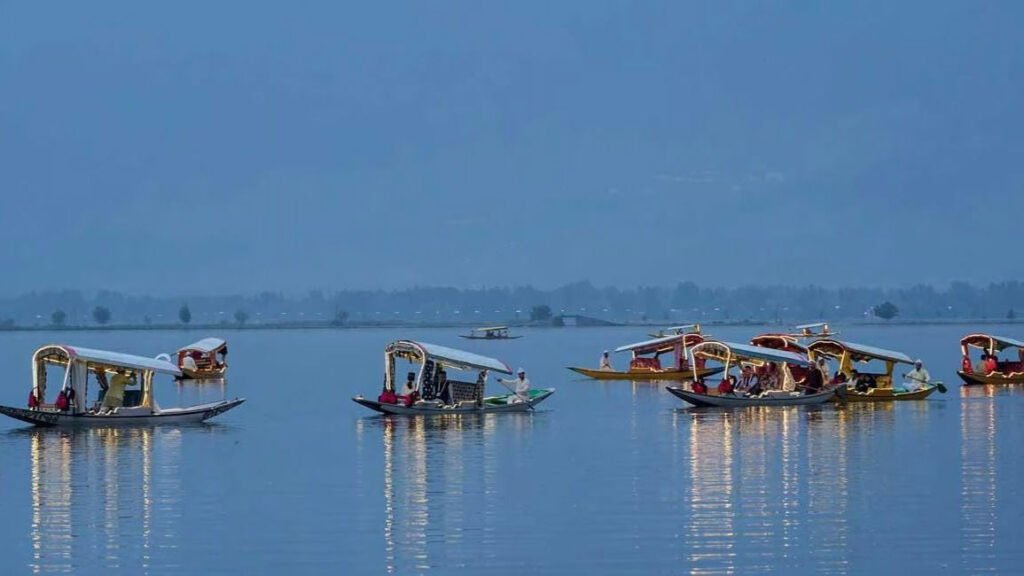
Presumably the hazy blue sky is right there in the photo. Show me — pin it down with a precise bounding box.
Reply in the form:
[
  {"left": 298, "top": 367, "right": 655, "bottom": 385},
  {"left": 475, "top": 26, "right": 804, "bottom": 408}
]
[{"left": 2, "top": 2, "right": 1022, "bottom": 295}]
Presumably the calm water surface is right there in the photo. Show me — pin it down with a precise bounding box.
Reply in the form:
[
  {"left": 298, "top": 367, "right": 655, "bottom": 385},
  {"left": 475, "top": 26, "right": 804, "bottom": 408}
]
[{"left": 1, "top": 325, "right": 1022, "bottom": 574}]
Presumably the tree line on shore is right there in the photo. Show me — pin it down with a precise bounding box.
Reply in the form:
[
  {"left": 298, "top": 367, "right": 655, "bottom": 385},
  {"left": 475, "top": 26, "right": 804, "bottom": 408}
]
[{"left": 0, "top": 281, "right": 1021, "bottom": 329}]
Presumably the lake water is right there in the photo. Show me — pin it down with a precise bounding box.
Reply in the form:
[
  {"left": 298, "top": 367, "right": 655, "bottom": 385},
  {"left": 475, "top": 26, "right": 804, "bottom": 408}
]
[{"left": 0, "top": 324, "right": 1022, "bottom": 574}]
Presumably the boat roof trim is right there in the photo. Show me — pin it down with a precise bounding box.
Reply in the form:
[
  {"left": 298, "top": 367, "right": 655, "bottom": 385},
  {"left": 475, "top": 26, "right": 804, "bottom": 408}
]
[
  {"left": 472, "top": 326, "right": 508, "bottom": 332},
  {"left": 614, "top": 333, "right": 699, "bottom": 353},
  {"left": 693, "top": 341, "right": 812, "bottom": 366},
  {"left": 177, "top": 337, "right": 227, "bottom": 354},
  {"left": 960, "top": 333, "right": 1024, "bottom": 350},
  {"left": 388, "top": 340, "right": 513, "bottom": 374},
  {"left": 35, "top": 344, "right": 182, "bottom": 376},
  {"left": 807, "top": 339, "right": 914, "bottom": 364}
]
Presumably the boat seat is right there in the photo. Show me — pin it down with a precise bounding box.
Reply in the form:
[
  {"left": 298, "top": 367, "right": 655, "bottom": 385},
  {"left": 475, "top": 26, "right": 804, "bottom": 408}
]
[{"left": 449, "top": 381, "right": 482, "bottom": 403}]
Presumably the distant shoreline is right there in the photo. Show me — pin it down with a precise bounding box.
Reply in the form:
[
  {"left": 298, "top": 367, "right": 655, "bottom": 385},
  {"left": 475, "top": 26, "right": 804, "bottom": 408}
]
[{"left": 0, "top": 318, "right": 1019, "bottom": 333}]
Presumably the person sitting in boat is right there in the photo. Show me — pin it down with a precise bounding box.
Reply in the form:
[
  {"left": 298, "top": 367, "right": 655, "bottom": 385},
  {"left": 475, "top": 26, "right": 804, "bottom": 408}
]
[
  {"left": 984, "top": 354, "right": 999, "bottom": 374},
  {"left": 803, "top": 362, "right": 824, "bottom": 395},
  {"left": 399, "top": 372, "right": 418, "bottom": 406},
  {"left": 739, "top": 365, "right": 754, "bottom": 390},
  {"left": 902, "top": 360, "right": 931, "bottom": 391},
  {"left": 692, "top": 379, "right": 708, "bottom": 395},
  {"left": 976, "top": 353, "right": 990, "bottom": 374},
  {"left": 599, "top": 351, "right": 614, "bottom": 371},
  {"left": 497, "top": 368, "right": 531, "bottom": 403},
  {"left": 717, "top": 375, "right": 735, "bottom": 395},
  {"left": 780, "top": 363, "right": 796, "bottom": 392}
]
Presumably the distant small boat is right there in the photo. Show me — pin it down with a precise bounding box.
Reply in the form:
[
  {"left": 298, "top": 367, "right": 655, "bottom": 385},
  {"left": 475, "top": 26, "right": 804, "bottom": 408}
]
[
  {"left": 175, "top": 337, "right": 228, "bottom": 379},
  {"left": 956, "top": 333, "right": 1024, "bottom": 385},
  {"left": 568, "top": 332, "right": 723, "bottom": 381},
  {"left": 648, "top": 323, "right": 702, "bottom": 339},
  {"left": 0, "top": 344, "right": 244, "bottom": 427},
  {"left": 353, "top": 340, "right": 553, "bottom": 414},
  {"left": 806, "top": 339, "right": 945, "bottom": 402},
  {"left": 458, "top": 326, "right": 522, "bottom": 340}
]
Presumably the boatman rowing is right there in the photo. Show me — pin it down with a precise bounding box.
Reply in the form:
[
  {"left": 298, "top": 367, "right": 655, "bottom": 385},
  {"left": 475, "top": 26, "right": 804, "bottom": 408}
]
[
  {"left": 903, "top": 359, "right": 931, "bottom": 391},
  {"left": 498, "top": 368, "right": 531, "bottom": 403},
  {"left": 599, "top": 351, "right": 614, "bottom": 371}
]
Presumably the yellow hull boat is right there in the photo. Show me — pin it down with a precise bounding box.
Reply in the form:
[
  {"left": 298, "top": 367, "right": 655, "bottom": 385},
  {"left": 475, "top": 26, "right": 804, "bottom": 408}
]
[{"left": 832, "top": 385, "right": 939, "bottom": 403}]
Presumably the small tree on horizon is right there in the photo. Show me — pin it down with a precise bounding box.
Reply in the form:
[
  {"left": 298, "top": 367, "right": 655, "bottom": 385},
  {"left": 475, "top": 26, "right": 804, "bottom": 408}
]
[
  {"left": 51, "top": 310, "right": 67, "bottom": 326},
  {"left": 93, "top": 306, "right": 111, "bottom": 325},
  {"left": 331, "top": 310, "right": 349, "bottom": 326},
  {"left": 530, "top": 305, "right": 552, "bottom": 322},
  {"left": 873, "top": 301, "right": 899, "bottom": 321},
  {"left": 234, "top": 309, "right": 250, "bottom": 325},
  {"left": 1008, "top": 309, "right": 1017, "bottom": 321},
  {"left": 179, "top": 304, "right": 192, "bottom": 324}
]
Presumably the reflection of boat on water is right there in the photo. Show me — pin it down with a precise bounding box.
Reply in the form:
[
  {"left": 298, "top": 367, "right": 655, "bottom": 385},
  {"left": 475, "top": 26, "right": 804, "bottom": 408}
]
[
  {"left": 807, "top": 339, "right": 945, "bottom": 402},
  {"left": 568, "top": 332, "right": 723, "bottom": 381},
  {"left": 0, "top": 344, "right": 244, "bottom": 427},
  {"left": 458, "top": 326, "right": 521, "bottom": 340},
  {"left": 24, "top": 426, "right": 188, "bottom": 573},
  {"left": 356, "top": 409, "right": 531, "bottom": 573},
  {"left": 957, "top": 333, "right": 1024, "bottom": 386},
  {"left": 353, "top": 340, "right": 554, "bottom": 414},
  {"left": 960, "top": 384, "right": 1000, "bottom": 572},
  {"left": 667, "top": 340, "right": 839, "bottom": 407}
]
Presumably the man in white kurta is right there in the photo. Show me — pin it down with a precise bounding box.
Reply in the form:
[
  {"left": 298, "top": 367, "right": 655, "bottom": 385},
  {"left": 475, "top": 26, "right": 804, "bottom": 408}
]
[
  {"left": 904, "top": 360, "right": 931, "bottom": 391},
  {"left": 599, "top": 352, "right": 614, "bottom": 371},
  {"left": 498, "top": 369, "right": 531, "bottom": 403}
]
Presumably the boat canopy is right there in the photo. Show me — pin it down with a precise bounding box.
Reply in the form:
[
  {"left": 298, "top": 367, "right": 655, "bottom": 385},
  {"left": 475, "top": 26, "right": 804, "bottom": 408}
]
[
  {"left": 385, "top": 340, "right": 512, "bottom": 374},
  {"left": 34, "top": 344, "right": 182, "bottom": 376},
  {"left": 177, "top": 338, "right": 227, "bottom": 354},
  {"left": 691, "top": 341, "right": 812, "bottom": 367},
  {"left": 473, "top": 326, "right": 508, "bottom": 332},
  {"left": 615, "top": 333, "right": 703, "bottom": 355},
  {"left": 660, "top": 323, "right": 701, "bottom": 334},
  {"left": 960, "top": 334, "right": 1024, "bottom": 352},
  {"left": 807, "top": 339, "right": 913, "bottom": 364},
  {"left": 750, "top": 333, "right": 807, "bottom": 352}
]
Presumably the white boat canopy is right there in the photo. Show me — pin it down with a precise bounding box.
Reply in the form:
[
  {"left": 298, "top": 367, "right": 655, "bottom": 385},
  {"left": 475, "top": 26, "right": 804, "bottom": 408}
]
[
  {"left": 473, "top": 325, "right": 508, "bottom": 332},
  {"left": 960, "top": 334, "right": 1024, "bottom": 352},
  {"left": 661, "top": 323, "right": 700, "bottom": 333},
  {"left": 35, "top": 344, "right": 182, "bottom": 376},
  {"left": 386, "top": 340, "right": 512, "bottom": 374},
  {"left": 807, "top": 339, "right": 913, "bottom": 364},
  {"left": 177, "top": 338, "right": 227, "bottom": 354},
  {"left": 615, "top": 334, "right": 688, "bottom": 354},
  {"left": 691, "top": 341, "right": 812, "bottom": 367},
  {"left": 795, "top": 322, "right": 829, "bottom": 330}
]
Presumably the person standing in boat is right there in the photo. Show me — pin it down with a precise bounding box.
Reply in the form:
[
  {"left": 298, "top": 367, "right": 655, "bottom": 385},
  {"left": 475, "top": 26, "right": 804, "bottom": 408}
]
[
  {"left": 599, "top": 351, "right": 614, "bottom": 371},
  {"left": 100, "top": 368, "right": 131, "bottom": 411},
  {"left": 903, "top": 360, "right": 931, "bottom": 391},
  {"left": 497, "top": 368, "right": 531, "bottom": 403}
]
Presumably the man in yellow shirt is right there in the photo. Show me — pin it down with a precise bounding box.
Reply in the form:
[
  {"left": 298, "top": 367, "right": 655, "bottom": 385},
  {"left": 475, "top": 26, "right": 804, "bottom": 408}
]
[{"left": 100, "top": 369, "right": 132, "bottom": 411}]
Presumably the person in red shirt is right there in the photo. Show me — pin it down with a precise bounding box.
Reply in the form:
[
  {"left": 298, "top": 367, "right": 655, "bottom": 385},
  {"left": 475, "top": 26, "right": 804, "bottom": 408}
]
[{"left": 984, "top": 354, "right": 999, "bottom": 374}]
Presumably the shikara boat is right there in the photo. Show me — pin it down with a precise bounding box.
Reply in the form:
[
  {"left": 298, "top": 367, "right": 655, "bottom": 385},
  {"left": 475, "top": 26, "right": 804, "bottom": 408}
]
[
  {"left": 648, "top": 323, "right": 701, "bottom": 339},
  {"left": 957, "top": 334, "right": 1024, "bottom": 385},
  {"left": 567, "top": 333, "right": 723, "bottom": 381},
  {"left": 0, "top": 344, "right": 244, "bottom": 427},
  {"left": 459, "top": 326, "right": 522, "bottom": 340},
  {"left": 353, "top": 340, "right": 554, "bottom": 414},
  {"left": 175, "top": 337, "right": 228, "bottom": 379},
  {"left": 666, "top": 340, "right": 839, "bottom": 407},
  {"left": 806, "top": 339, "right": 945, "bottom": 402}
]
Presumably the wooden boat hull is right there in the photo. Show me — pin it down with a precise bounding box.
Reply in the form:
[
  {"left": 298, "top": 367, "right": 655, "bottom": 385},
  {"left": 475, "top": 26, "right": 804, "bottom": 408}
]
[
  {"left": 353, "top": 389, "right": 554, "bottom": 415},
  {"left": 179, "top": 366, "right": 228, "bottom": 379},
  {"left": 666, "top": 386, "right": 838, "bottom": 408},
  {"left": 0, "top": 399, "right": 245, "bottom": 427},
  {"left": 957, "top": 370, "right": 1024, "bottom": 386},
  {"left": 831, "top": 385, "right": 938, "bottom": 402},
  {"left": 567, "top": 366, "right": 723, "bottom": 381}
]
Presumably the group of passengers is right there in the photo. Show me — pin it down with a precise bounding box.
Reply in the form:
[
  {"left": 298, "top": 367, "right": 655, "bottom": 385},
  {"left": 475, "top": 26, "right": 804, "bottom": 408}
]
[
  {"left": 692, "top": 359, "right": 828, "bottom": 397},
  {"left": 388, "top": 367, "right": 532, "bottom": 407}
]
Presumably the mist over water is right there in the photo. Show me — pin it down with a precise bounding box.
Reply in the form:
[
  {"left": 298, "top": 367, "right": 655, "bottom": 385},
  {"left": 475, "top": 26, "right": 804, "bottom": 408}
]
[{"left": 1, "top": 324, "right": 1022, "bottom": 574}]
